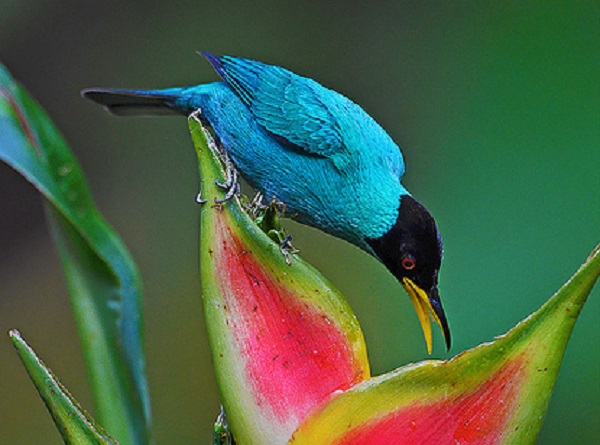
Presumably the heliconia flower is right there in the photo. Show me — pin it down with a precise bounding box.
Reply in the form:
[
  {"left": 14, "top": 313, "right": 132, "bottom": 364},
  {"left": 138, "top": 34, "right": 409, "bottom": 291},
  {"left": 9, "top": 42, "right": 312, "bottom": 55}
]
[
  {"left": 190, "top": 116, "right": 599, "bottom": 445},
  {"left": 289, "top": 244, "right": 599, "bottom": 445},
  {"left": 191, "top": 117, "right": 370, "bottom": 445}
]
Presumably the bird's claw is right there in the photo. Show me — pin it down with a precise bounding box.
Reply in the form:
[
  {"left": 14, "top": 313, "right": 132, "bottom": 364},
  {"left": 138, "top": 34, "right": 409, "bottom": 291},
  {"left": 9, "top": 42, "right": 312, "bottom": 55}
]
[
  {"left": 214, "top": 162, "right": 240, "bottom": 203},
  {"left": 212, "top": 134, "right": 240, "bottom": 204},
  {"left": 195, "top": 188, "right": 208, "bottom": 205}
]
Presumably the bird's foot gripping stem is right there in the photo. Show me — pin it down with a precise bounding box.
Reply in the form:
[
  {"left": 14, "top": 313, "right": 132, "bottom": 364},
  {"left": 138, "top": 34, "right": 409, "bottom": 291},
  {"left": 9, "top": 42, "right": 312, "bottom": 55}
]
[
  {"left": 214, "top": 151, "right": 241, "bottom": 203},
  {"left": 189, "top": 109, "right": 240, "bottom": 205}
]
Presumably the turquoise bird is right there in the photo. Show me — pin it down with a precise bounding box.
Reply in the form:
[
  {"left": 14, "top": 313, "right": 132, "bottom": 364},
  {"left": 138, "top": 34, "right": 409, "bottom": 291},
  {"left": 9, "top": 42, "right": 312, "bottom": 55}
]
[{"left": 83, "top": 53, "right": 450, "bottom": 352}]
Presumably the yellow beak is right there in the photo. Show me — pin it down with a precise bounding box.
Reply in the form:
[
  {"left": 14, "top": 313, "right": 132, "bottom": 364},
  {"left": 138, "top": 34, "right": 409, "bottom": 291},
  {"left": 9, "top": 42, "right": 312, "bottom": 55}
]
[{"left": 401, "top": 277, "right": 450, "bottom": 354}]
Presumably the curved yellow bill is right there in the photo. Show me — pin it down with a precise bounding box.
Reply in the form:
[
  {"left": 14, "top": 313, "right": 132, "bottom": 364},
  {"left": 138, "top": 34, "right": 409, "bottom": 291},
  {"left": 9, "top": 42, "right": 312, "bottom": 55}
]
[{"left": 401, "top": 278, "right": 449, "bottom": 354}]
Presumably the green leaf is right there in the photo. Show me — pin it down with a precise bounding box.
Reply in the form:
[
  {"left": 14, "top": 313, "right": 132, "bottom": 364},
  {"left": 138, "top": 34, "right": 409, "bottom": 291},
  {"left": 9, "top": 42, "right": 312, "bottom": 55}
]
[
  {"left": 9, "top": 330, "right": 119, "bottom": 445},
  {"left": 190, "top": 116, "right": 370, "bottom": 445},
  {"left": 289, "top": 244, "right": 600, "bottom": 445},
  {"left": 0, "top": 64, "right": 150, "bottom": 444}
]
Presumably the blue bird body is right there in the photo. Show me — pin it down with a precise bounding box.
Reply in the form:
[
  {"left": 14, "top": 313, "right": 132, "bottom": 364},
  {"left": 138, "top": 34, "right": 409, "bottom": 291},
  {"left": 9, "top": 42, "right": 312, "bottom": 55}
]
[
  {"left": 199, "top": 82, "right": 406, "bottom": 249},
  {"left": 83, "top": 54, "right": 450, "bottom": 352}
]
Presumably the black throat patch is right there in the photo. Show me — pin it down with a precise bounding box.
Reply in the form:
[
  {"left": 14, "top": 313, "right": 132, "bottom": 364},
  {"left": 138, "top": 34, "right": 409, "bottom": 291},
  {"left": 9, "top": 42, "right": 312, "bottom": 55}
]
[{"left": 366, "top": 195, "right": 442, "bottom": 289}]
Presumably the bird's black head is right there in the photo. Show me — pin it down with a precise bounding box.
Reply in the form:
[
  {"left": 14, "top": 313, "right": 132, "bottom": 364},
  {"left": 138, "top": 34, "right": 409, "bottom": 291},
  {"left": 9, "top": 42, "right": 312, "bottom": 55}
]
[{"left": 367, "top": 195, "right": 450, "bottom": 353}]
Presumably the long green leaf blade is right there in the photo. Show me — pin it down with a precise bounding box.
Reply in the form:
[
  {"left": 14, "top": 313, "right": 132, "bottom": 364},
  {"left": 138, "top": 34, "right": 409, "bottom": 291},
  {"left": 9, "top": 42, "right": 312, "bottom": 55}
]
[
  {"left": 9, "top": 330, "right": 119, "bottom": 445},
  {"left": 0, "top": 64, "right": 150, "bottom": 444}
]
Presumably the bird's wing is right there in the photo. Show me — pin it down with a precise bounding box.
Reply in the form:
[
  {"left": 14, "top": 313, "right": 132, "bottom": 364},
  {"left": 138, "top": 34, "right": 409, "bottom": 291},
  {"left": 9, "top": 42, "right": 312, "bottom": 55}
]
[{"left": 203, "top": 53, "right": 351, "bottom": 166}]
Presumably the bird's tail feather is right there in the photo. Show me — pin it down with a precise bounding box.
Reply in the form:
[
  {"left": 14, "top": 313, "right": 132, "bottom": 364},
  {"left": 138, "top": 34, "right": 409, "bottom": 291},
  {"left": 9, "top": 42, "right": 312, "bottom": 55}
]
[{"left": 81, "top": 88, "right": 185, "bottom": 116}]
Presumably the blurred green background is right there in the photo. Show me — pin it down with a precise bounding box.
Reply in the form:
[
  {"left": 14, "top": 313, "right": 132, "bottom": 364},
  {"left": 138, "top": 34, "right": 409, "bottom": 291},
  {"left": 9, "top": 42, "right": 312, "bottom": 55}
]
[{"left": 0, "top": 1, "right": 598, "bottom": 444}]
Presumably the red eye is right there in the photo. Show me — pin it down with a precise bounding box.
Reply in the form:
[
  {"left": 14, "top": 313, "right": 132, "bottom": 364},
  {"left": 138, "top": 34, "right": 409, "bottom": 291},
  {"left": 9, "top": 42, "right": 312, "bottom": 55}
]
[{"left": 401, "top": 256, "right": 416, "bottom": 270}]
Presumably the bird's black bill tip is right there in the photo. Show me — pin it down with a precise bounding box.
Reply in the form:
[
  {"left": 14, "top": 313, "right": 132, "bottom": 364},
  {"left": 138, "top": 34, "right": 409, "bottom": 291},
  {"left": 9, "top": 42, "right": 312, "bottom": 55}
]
[{"left": 430, "top": 293, "right": 452, "bottom": 351}]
